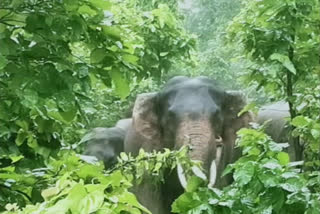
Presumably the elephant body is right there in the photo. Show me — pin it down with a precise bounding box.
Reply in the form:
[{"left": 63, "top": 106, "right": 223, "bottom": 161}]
[
  {"left": 257, "top": 102, "right": 297, "bottom": 161},
  {"left": 82, "top": 118, "right": 132, "bottom": 168},
  {"left": 124, "top": 76, "right": 252, "bottom": 214}
]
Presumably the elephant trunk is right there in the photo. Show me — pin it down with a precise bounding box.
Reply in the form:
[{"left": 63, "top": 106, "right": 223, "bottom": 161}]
[{"left": 175, "top": 118, "right": 222, "bottom": 188}]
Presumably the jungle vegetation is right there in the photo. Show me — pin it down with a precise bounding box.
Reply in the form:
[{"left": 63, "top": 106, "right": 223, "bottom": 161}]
[{"left": 0, "top": 0, "right": 319, "bottom": 213}]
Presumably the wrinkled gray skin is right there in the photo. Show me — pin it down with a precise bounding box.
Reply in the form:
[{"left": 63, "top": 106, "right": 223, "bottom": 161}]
[
  {"left": 82, "top": 118, "right": 132, "bottom": 168},
  {"left": 257, "top": 102, "right": 298, "bottom": 161},
  {"left": 124, "top": 76, "right": 252, "bottom": 214}
]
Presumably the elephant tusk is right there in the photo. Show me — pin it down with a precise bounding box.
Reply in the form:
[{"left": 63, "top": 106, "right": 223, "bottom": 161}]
[
  {"left": 208, "top": 160, "right": 217, "bottom": 188},
  {"left": 191, "top": 166, "right": 207, "bottom": 180},
  {"left": 215, "top": 145, "right": 223, "bottom": 170},
  {"left": 177, "top": 163, "right": 188, "bottom": 189},
  {"left": 208, "top": 146, "right": 223, "bottom": 187}
]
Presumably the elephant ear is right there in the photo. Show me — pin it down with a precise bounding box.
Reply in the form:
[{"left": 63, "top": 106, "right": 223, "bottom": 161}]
[
  {"left": 220, "top": 91, "right": 254, "bottom": 174},
  {"left": 223, "top": 90, "right": 253, "bottom": 132},
  {"left": 223, "top": 91, "right": 247, "bottom": 118},
  {"left": 131, "top": 92, "right": 162, "bottom": 152}
]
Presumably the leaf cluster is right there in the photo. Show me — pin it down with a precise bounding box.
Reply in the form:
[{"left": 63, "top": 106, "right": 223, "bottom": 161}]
[
  {"left": 172, "top": 127, "right": 320, "bottom": 214},
  {"left": 0, "top": 0, "right": 194, "bottom": 208},
  {"left": 1, "top": 146, "right": 194, "bottom": 213}
]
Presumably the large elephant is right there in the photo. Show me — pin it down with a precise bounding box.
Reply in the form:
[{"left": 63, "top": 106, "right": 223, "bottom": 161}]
[
  {"left": 124, "top": 76, "right": 253, "bottom": 214},
  {"left": 257, "top": 101, "right": 300, "bottom": 161},
  {"left": 81, "top": 118, "right": 132, "bottom": 168}
]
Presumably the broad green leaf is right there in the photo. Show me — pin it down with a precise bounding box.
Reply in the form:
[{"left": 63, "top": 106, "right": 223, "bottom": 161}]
[
  {"left": 238, "top": 102, "right": 258, "bottom": 116},
  {"left": 64, "top": 0, "right": 79, "bottom": 11},
  {"left": 277, "top": 152, "right": 290, "bottom": 166},
  {"left": 258, "top": 172, "right": 279, "bottom": 187},
  {"left": 120, "top": 152, "right": 129, "bottom": 161},
  {"left": 270, "top": 53, "right": 296, "bottom": 74},
  {"left": 110, "top": 70, "right": 130, "bottom": 99},
  {"left": 102, "top": 26, "right": 122, "bottom": 39},
  {"left": 9, "top": 155, "right": 24, "bottom": 163},
  {"left": 171, "top": 192, "right": 201, "bottom": 213},
  {"left": 186, "top": 176, "right": 205, "bottom": 192},
  {"left": 122, "top": 54, "right": 139, "bottom": 65},
  {"left": 15, "top": 120, "right": 29, "bottom": 131},
  {"left": 233, "top": 161, "right": 255, "bottom": 186},
  {"left": 116, "top": 191, "right": 151, "bottom": 214},
  {"left": 78, "top": 5, "right": 97, "bottom": 16},
  {"left": 42, "top": 187, "right": 60, "bottom": 201},
  {"left": 27, "top": 134, "right": 38, "bottom": 149},
  {"left": 291, "top": 116, "right": 309, "bottom": 127},
  {"left": 21, "top": 89, "right": 39, "bottom": 108},
  {"left": 160, "top": 52, "right": 169, "bottom": 57},
  {"left": 262, "top": 159, "right": 281, "bottom": 169},
  {"left": 59, "top": 109, "right": 77, "bottom": 123},
  {"left": 311, "top": 128, "right": 320, "bottom": 139},
  {"left": 280, "top": 178, "right": 303, "bottom": 192},
  {"left": 90, "top": 48, "right": 107, "bottom": 63},
  {"left": 73, "top": 189, "right": 104, "bottom": 214},
  {"left": 261, "top": 206, "right": 272, "bottom": 214},
  {"left": 0, "top": 54, "right": 7, "bottom": 69},
  {"left": 91, "top": 0, "right": 112, "bottom": 10},
  {"left": 15, "top": 130, "right": 27, "bottom": 146}
]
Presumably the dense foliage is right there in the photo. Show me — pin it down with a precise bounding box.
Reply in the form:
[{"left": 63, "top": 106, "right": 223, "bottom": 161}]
[
  {"left": 0, "top": 0, "right": 194, "bottom": 210},
  {"left": 0, "top": 0, "right": 319, "bottom": 213},
  {"left": 1, "top": 148, "right": 193, "bottom": 214},
  {"left": 228, "top": 0, "right": 320, "bottom": 167},
  {"left": 172, "top": 127, "right": 320, "bottom": 214}
]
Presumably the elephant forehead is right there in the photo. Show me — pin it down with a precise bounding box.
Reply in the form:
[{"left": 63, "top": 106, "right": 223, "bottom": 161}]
[{"left": 176, "top": 118, "right": 213, "bottom": 137}]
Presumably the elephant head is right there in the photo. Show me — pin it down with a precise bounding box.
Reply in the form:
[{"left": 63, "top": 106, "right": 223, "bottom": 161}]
[
  {"left": 82, "top": 127, "right": 125, "bottom": 167},
  {"left": 126, "top": 76, "right": 252, "bottom": 188}
]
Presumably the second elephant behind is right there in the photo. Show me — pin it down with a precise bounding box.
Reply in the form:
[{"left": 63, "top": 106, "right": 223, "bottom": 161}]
[
  {"left": 81, "top": 118, "right": 132, "bottom": 168},
  {"left": 257, "top": 101, "right": 302, "bottom": 161}
]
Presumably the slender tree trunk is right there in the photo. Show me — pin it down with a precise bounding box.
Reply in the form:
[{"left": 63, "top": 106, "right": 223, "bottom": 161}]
[{"left": 287, "top": 40, "right": 303, "bottom": 161}]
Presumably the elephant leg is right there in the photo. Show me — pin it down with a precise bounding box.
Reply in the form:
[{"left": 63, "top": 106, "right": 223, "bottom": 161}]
[
  {"left": 162, "top": 169, "right": 184, "bottom": 213},
  {"left": 133, "top": 176, "right": 168, "bottom": 214}
]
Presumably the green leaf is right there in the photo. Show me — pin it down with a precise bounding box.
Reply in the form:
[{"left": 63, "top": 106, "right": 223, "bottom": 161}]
[
  {"left": 73, "top": 189, "right": 105, "bottom": 214},
  {"left": 277, "top": 152, "right": 290, "bottom": 166},
  {"left": 9, "top": 155, "right": 24, "bottom": 163},
  {"left": 78, "top": 5, "right": 97, "bottom": 16},
  {"left": 160, "top": 52, "right": 169, "bottom": 57},
  {"left": 186, "top": 176, "right": 205, "bottom": 192},
  {"left": 258, "top": 172, "right": 279, "bottom": 187},
  {"left": 21, "top": 89, "right": 39, "bottom": 108},
  {"left": 122, "top": 54, "right": 139, "bottom": 65},
  {"left": 120, "top": 152, "right": 129, "bottom": 161},
  {"left": 0, "top": 54, "right": 8, "bottom": 69},
  {"left": 262, "top": 159, "right": 281, "bottom": 170},
  {"left": 102, "top": 26, "right": 122, "bottom": 39},
  {"left": 171, "top": 192, "right": 201, "bottom": 213},
  {"left": 291, "top": 116, "right": 309, "bottom": 127},
  {"left": 90, "top": 48, "right": 107, "bottom": 63},
  {"left": 0, "top": 23, "right": 5, "bottom": 33},
  {"left": 238, "top": 102, "right": 258, "bottom": 116},
  {"left": 41, "top": 187, "right": 60, "bottom": 201},
  {"left": 233, "top": 161, "right": 255, "bottom": 186},
  {"left": 110, "top": 70, "right": 130, "bottom": 99},
  {"left": 59, "top": 109, "right": 77, "bottom": 123},
  {"left": 270, "top": 53, "right": 296, "bottom": 74},
  {"left": 90, "top": 0, "right": 112, "bottom": 10},
  {"left": 311, "top": 129, "right": 320, "bottom": 139},
  {"left": 64, "top": 0, "right": 79, "bottom": 11},
  {"left": 15, "top": 130, "right": 27, "bottom": 146}
]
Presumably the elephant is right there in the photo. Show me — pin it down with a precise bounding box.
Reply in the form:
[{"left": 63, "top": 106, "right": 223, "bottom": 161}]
[
  {"left": 124, "top": 76, "right": 253, "bottom": 214},
  {"left": 81, "top": 118, "right": 132, "bottom": 168},
  {"left": 257, "top": 101, "right": 300, "bottom": 161}
]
